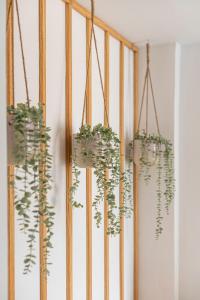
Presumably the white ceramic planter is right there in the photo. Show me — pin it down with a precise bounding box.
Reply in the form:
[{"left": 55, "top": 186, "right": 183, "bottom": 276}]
[
  {"left": 132, "top": 139, "right": 159, "bottom": 166},
  {"left": 72, "top": 134, "right": 100, "bottom": 168},
  {"left": 7, "top": 114, "right": 35, "bottom": 166}
]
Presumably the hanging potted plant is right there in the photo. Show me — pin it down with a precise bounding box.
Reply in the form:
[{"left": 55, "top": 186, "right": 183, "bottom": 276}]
[
  {"left": 130, "top": 44, "right": 175, "bottom": 238},
  {"left": 7, "top": 0, "right": 55, "bottom": 274},
  {"left": 70, "top": 0, "right": 133, "bottom": 235}
]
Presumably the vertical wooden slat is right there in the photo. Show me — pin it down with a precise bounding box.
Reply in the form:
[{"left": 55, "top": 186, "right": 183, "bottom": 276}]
[
  {"left": 66, "top": 2, "right": 73, "bottom": 300},
  {"left": 86, "top": 17, "right": 92, "bottom": 300},
  {"left": 119, "top": 42, "right": 125, "bottom": 300},
  {"left": 39, "top": 0, "right": 47, "bottom": 299},
  {"left": 133, "top": 50, "right": 139, "bottom": 300},
  {"left": 104, "top": 31, "right": 109, "bottom": 300},
  {"left": 7, "top": 0, "right": 15, "bottom": 299}
]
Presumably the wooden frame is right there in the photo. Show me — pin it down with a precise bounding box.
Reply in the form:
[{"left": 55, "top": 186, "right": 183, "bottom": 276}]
[
  {"left": 65, "top": 3, "right": 73, "bottom": 300},
  {"left": 7, "top": 0, "right": 15, "bottom": 299},
  {"left": 104, "top": 31, "right": 110, "bottom": 300},
  {"left": 39, "top": 0, "right": 47, "bottom": 299},
  {"left": 134, "top": 50, "right": 139, "bottom": 300},
  {"left": 86, "top": 17, "right": 93, "bottom": 300},
  {"left": 7, "top": 0, "right": 139, "bottom": 299},
  {"left": 119, "top": 42, "right": 125, "bottom": 300}
]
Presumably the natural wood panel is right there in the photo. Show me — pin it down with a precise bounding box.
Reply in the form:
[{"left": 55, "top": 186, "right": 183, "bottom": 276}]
[
  {"left": 104, "top": 31, "right": 109, "bottom": 300},
  {"left": 39, "top": 0, "right": 47, "bottom": 299},
  {"left": 119, "top": 42, "right": 125, "bottom": 300},
  {"left": 61, "top": 0, "right": 138, "bottom": 51},
  {"left": 133, "top": 50, "right": 139, "bottom": 300},
  {"left": 66, "top": 3, "right": 73, "bottom": 300},
  {"left": 7, "top": 0, "right": 15, "bottom": 299},
  {"left": 86, "top": 17, "right": 92, "bottom": 300}
]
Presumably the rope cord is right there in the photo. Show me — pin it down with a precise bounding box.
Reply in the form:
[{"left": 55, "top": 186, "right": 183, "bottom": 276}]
[
  {"left": 137, "top": 43, "right": 160, "bottom": 136},
  {"left": 81, "top": 0, "right": 109, "bottom": 127},
  {"left": 7, "top": 0, "right": 30, "bottom": 107}
]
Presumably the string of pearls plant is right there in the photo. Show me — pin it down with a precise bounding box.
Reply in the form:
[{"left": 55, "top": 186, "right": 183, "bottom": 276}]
[
  {"left": 8, "top": 103, "right": 54, "bottom": 274},
  {"left": 130, "top": 131, "right": 175, "bottom": 239},
  {"left": 71, "top": 124, "right": 133, "bottom": 235}
]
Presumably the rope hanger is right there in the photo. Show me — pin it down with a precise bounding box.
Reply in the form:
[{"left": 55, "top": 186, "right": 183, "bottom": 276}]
[
  {"left": 7, "top": 0, "right": 31, "bottom": 108},
  {"left": 81, "top": 0, "right": 109, "bottom": 128},
  {"left": 137, "top": 43, "right": 160, "bottom": 136}
]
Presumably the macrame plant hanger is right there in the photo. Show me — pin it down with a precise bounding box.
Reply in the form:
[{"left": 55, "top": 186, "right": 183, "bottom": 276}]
[
  {"left": 81, "top": 0, "right": 109, "bottom": 128},
  {"left": 8, "top": 0, "right": 31, "bottom": 108},
  {"left": 137, "top": 43, "right": 160, "bottom": 136}
]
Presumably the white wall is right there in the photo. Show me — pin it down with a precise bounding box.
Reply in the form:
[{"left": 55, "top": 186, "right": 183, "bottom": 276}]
[
  {"left": 0, "top": 0, "right": 8, "bottom": 299},
  {"left": 179, "top": 43, "right": 200, "bottom": 300},
  {"left": 138, "top": 44, "right": 178, "bottom": 300}
]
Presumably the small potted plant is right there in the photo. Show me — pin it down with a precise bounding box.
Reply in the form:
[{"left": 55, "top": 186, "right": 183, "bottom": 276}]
[
  {"left": 70, "top": 0, "right": 133, "bottom": 235},
  {"left": 7, "top": 0, "right": 55, "bottom": 274},
  {"left": 8, "top": 103, "right": 55, "bottom": 274},
  {"left": 71, "top": 124, "right": 133, "bottom": 235},
  {"left": 130, "top": 43, "right": 175, "bottom": 238}
]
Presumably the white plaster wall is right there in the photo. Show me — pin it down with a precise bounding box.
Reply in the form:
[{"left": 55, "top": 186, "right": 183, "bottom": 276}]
[
  {"left": 138, "top": 44, "right": 177, "bottom": 300},
  {"left": 179, "top": 43, "right": 200, "bottom": 300},
  {"left": 46, "top": 0, "right": 66, "bottom": 298},
  {"left": 0, "top": 0, "right": 8, "bottom": 298},
  {"left": 14, "top": 0, "right": 40, "bottom": 299}
]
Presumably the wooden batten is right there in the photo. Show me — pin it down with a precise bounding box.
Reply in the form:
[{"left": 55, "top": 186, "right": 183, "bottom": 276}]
[
  {"left": 6, "top": 0, "right": 15, "bottom": 299},
  {"left": 86, "top": 17, "right": 93, "bottom": 300},
  {"left": 65, "top": 2, "right": 73, "bottom": 300},
  {"left": 119, "top": 42, "right": 125, "bottom": 300},
  {"left": 104, "top": 31, "right": 110, "bottom": 300},
  {"left": 39, "top": 0, "right": 47, "bottom": 299},
  {"left": 133, "top": 50, "right": 139, "bottom": 300}
]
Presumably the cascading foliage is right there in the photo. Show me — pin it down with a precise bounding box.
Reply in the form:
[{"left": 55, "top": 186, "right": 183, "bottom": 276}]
[
  {"left": 130, "top": 132, "right": 175, "bottom": 239},
  {"left": 8, "top": 103, "right": 55, "bottom": 274},
  {"left": 71, "top": 123, "right": 133, "bottom": 235}
]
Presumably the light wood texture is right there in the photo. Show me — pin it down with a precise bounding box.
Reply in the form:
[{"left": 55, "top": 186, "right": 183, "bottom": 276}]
[
  {"left": 70, "top": 1, "right": 138, "bottom": 51},
  {"left": 66, "top": 3, "right": 73, "bottom": 300},
  {"left": 133, "top": 50, "right": 139, "bottom": 300},
  {"left": 7, "top": 0, "right": 15, "bottom": 299},
  {"left": 119, "top": 42, "right": 125, "bottom": 300},
  {"left": 86, "top": 17, "right": 92, "bottom": 300},
  {"left": 39, "top": 0, "right": 47, "bottom": 299},
  {"left": 104, "top": 31, "right": 109, "bottom": 300}
]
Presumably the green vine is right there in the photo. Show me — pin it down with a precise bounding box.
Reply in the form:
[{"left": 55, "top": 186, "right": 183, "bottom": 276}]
[
  {"left": 130, "top": 131, "right": 175, "bottom": 239},
  {"left": 8, "top": 103, "right": 55, "bottom": 274},
  {"left": 71, "top": 124, "right": 133, "bottom": 235}
]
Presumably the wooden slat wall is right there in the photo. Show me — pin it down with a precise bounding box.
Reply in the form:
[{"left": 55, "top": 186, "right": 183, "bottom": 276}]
[
  {"left": 134, "top": 50, "right": 139, "bottom": 300},
  {"left": 65, "top": 2, "right": 73, "bottom": 300},
  {"left": 119, "top": 42, "right": 125, "bottom": 300},
  {"left": 86, "top": 17, "right": 93, "bottom": 300},
  {"left": 7, "top": 0, "right": 15, "bottom": 299},
  {"left": 39, "top": 0, "right": 47, "bottom": 299},
  {"left": 104, "top": 31, "right": 110, "bottom": 300},
  {"left": 7, "top": 0, "right": 139, "bottom": 299}
]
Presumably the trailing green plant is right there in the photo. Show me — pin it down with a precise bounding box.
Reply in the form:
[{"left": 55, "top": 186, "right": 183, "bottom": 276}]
[
  {"left": 8, "top": 103, "right": 55, "bottom": 274},
  {"left": 130, "top": 131, "right": 175, "bottom": 239},
  {"left": 71, "top": 123, "right": 133, "bottom": 235}
]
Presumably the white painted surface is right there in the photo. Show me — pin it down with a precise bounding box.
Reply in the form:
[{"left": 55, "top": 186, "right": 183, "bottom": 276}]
[
  {"left": 91, "top": 25, "right": 105, "bottom": 300},
  {"left": 138, "top": 44, "right": 177, "bottom": 300},
  {"left": 109, "top": 36, "right": 120, "bottom": 300},
  {"left": 78, "top": 0, "right": 200, "bottom": 44},
  {"left": 46, "top": 0, "right": 66, "bottom": 298},
  {"left": 14, "top": 0, "right": 40, "bottom": 299},
  {"left": 0, "top": 0, "right": 8, "bottom": 298},
  {"left": 179, "top": 44, "right": 200, "bottom": 300},
  {"left": 72, "top": 10, "right": 87, "bottom": 300},
  {"left": 124, "top": 47, "right": 134, "bottom": 300}
]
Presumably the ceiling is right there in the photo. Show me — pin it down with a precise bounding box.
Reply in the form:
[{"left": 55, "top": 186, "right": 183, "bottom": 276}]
[{"left": 77, "top": 0, "right": 200, "bottom": 45}]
